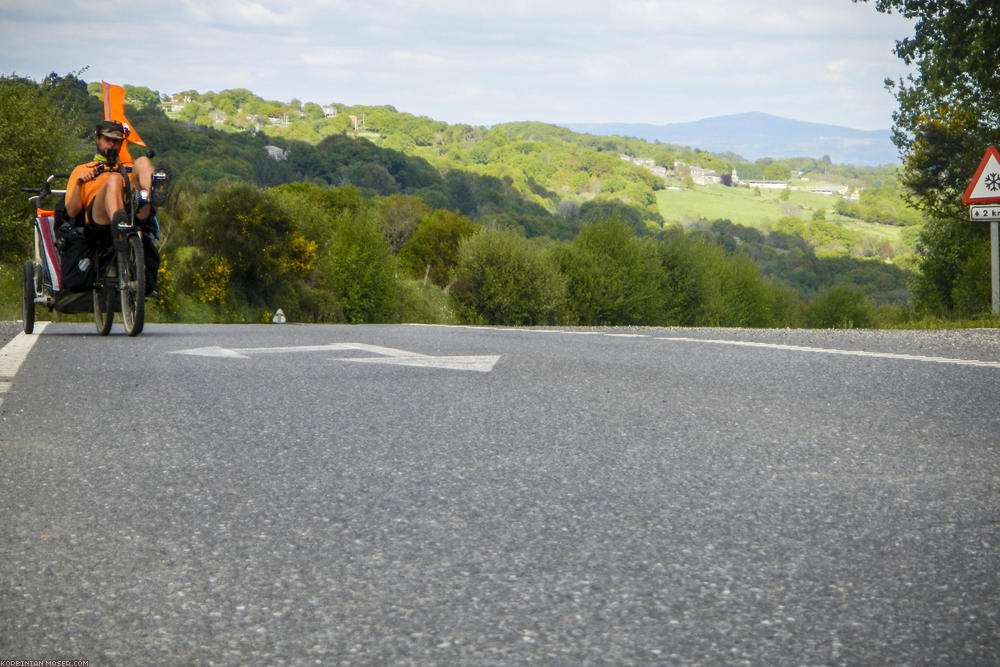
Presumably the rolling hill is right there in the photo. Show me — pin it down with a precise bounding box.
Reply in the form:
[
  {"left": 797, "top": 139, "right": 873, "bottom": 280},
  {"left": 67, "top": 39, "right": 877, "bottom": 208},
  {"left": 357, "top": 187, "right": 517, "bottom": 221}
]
[{"left": 560, "top": 112, "right": 898, "bottom": 166}]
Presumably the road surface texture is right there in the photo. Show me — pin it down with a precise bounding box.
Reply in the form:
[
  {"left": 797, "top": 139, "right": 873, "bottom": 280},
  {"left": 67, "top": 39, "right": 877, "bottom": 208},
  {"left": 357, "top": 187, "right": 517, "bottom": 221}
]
[{"left": 2, "top": 322, "right": 998, "bottom": 665}]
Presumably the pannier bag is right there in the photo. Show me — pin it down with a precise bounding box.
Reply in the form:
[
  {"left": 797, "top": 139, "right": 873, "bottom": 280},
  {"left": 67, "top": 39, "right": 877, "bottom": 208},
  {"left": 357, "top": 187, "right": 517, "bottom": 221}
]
[{"left": 58, "top": 230, "right": 100, "bottom": 292}]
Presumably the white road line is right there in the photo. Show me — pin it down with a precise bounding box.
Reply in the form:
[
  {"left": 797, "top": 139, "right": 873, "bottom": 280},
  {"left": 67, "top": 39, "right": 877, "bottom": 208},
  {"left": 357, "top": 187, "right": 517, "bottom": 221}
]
[
  {"left": 407, "top": 324, "right": 999, "bottom": 369},
  {"left": 656, "top": 336, "right": 1000, "bottom": 369},
  {"left": 0, "top": 323, "right": 49, "bottom": 408}
]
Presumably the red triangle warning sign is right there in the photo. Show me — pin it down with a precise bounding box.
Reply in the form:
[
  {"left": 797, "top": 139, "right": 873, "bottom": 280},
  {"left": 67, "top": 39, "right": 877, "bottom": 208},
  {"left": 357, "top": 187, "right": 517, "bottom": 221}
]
[{"left": 963, "top": 146, "right": 1000, "bottom": 204}]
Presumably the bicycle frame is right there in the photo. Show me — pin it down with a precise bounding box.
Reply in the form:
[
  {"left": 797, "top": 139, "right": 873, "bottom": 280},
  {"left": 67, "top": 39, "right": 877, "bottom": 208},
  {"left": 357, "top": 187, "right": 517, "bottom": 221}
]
[{"left": 21, "top": 162, "right": 148, "bottom": 336}]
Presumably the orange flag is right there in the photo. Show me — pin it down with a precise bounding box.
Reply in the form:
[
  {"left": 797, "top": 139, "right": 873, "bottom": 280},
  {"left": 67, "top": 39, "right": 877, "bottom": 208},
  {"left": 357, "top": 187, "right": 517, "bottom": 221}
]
[{"left": 102, "top": 81, "right": 146, "bottom": 163}]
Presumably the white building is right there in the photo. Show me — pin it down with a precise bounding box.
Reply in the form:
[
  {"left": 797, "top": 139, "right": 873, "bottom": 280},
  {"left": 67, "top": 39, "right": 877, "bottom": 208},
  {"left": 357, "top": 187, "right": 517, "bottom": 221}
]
[{"left": 743, "top": 179, "right": 789, "bottom": 190}]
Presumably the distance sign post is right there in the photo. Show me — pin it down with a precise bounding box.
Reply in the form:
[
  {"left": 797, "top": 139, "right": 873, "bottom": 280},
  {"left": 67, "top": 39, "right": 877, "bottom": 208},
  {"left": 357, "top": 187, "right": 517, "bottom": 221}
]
[{"left": 962, "top": 146, "right": 1000, "bottom": 316}]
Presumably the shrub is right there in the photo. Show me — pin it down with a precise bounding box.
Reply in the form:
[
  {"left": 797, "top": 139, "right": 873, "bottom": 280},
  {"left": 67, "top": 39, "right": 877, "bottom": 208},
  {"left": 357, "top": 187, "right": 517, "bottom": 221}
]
[
  {"left": 186, "top": 183, "right": 311, "bottom": 310},
  {"left": 553, "top": 217, "right": 669, "bottom": 325},
  {"left": 322, "top": 207, "right": 399, "bottom": 323},
  {"left": 393, "top": 278, "right": 458, "bottom": 324},
  {"left": 451, "top": 229, "right": 567, "bottom": 325},
  {"left": 398, "top": 209, "right": 478, "bottom": 287},
  {"left": 805, "top": 285, "right": 877, "bottom": 328}
]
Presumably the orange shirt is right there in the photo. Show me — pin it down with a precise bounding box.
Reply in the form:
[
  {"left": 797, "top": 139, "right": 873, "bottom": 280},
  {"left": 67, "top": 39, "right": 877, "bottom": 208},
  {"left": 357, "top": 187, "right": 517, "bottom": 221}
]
[
  {"left": 65, "top": 155, "right": 134, "bottom": 220},
  {"left": 66, "top": 160, "right": 112, "bottom": 213}
]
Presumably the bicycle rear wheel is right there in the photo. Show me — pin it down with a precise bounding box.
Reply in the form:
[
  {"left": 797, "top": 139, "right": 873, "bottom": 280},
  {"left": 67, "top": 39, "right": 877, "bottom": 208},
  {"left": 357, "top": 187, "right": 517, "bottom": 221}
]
[
  {"left": 22, "top": 260, "right": 35, "bottom": 334},
  {"left": 120, "top": 235, "right": 145, "bottom": 337}
]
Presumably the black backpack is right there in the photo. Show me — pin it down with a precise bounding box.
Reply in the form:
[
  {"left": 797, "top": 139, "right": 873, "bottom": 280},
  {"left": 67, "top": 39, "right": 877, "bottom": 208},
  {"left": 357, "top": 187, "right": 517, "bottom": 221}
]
[{"left": 53, "top": 199, "right": 100, "bottom": 293}]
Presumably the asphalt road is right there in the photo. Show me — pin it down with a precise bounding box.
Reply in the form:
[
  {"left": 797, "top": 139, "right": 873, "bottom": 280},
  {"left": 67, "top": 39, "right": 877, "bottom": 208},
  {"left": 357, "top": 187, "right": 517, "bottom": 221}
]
[{"left": 2, "top": 322, "right": 999, "bottom": 665}]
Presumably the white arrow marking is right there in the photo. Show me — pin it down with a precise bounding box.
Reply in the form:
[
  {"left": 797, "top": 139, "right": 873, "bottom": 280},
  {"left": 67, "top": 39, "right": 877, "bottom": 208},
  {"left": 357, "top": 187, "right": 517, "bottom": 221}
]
[
  {"left": 173, "top": 345, "right": 254, "bottom": 358},
  {"left": 172, "top": 343, "right": 397, "bottom": 359},
  {"left": 170, "top": 342, "right": 500, "bottom": 372},
  {"left": 343, "top": 354, "right": 501, "bottom": 372}
]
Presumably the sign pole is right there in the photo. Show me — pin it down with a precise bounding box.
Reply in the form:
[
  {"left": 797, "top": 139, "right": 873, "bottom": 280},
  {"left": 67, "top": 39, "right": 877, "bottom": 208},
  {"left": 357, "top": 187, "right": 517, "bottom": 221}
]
[{"left": 993, "top": 221, "right": 1000, "bottom": 315}]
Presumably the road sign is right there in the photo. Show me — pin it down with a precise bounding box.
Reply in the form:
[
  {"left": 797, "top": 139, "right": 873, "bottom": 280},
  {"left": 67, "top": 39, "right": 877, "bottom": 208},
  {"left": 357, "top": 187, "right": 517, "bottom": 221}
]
[
  {"left": 964, "top": 147, "right": 1000, "bottom": 314},
  {"left": 962, "top": 146, "right": 1000, "bottom": 204},
  {"left": 970, "top": 205, "right": 1000, "bottom": 222}
]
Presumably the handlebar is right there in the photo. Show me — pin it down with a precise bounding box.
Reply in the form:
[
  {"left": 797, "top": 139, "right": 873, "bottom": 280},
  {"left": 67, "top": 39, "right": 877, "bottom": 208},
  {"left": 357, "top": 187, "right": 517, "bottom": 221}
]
[
  {"left": 20, "top": 174, "right": 69, "bottom": 192},
  {"left": 22, "top": 174, "right": 69, "bottom": 206},
  {"left": 94, "top": 162, "right": 132, "bottom": 176},
  {"left": 22, "top": 156, "right": 143, "bottom": 208}
]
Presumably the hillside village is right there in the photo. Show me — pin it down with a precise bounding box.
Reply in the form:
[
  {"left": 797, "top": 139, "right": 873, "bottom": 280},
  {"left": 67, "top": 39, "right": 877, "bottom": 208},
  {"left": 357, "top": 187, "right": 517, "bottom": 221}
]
[{"left": 620, "top": 154, "right": 858, "bottom": 199}]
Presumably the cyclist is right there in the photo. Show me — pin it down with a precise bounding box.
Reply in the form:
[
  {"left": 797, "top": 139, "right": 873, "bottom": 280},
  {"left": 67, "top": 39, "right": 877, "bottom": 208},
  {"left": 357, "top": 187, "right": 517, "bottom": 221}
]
[
  {"left": 63, "top": 119, "right": 165, "bottom": 293},
  {"left": 65, "top": 119, "right": 164, "bottom": 231}
]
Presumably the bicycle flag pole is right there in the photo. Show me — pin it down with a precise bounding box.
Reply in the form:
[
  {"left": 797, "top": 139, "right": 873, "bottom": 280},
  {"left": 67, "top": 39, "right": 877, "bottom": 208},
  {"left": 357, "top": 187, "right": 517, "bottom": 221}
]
[{"left": 102, "top": 81, "right": 146, "bottom": 163}]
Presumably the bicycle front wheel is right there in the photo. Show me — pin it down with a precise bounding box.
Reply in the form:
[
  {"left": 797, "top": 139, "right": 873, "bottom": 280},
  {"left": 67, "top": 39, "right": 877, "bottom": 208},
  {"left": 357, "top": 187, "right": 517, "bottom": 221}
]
[
  {"left": 120, "top": 235, "right": 145, "bottom": 337},
  {"left": 93, "top": 280, "right": 114, "bottom": 335}
]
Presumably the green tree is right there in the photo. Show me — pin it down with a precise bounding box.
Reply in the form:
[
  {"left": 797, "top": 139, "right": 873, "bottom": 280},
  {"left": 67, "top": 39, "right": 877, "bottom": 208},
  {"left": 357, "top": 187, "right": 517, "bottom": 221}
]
[
  {"left": 322, "top": 207, "right": 399, "bottom": 323},
  {"left": 703, "top": 252, "right": 790, "bottom": 328},
  {"left": 860, "top": 0, "right": 999, "bottom": 315},
  {"left": 303, "top": 102, "right": 325, "bottom": 120},
  {"left": 553, "top": 217, "right": 669, "bottom": 325},
  {"left": 185, "top": 184, "right": 315, "bottom": 311},
  {"left": 652, "top": 234, "right": 715, "bottom": 325},
  {"left": 764, "top": 162, "right": 791, "bottom": 181},
  {"left": 0, "top": 74, "right": 87, "bottom": 261},
  {"left": 270, "top": 182, "right": 398, "bottom": 322},
  {"left": 271, "top": 182, "right": 347, "bottom": 248},
  {"left": 655, "top": 233, "right": 797, "bottom": 327},
  {"left": 805, "top": 284, "right": 877, "bottom": 329},
  {"left": 398, "top": 209, "right": 478, "bottom": 287},
  {"left": 450, "top": 229, "right": 567, "bottom": 325},
  {"left": 123, "top": 85, "right": 162, "bottom": 110},
  {"left": 377, "top": 194, "right": 431, "bottom": 251}
]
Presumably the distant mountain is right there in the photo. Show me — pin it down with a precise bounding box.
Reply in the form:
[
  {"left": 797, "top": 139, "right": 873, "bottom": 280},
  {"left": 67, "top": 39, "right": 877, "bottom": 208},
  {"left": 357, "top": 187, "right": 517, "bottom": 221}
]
[{"left": 560, "top": 112, "right": 898, "bottom": 166}]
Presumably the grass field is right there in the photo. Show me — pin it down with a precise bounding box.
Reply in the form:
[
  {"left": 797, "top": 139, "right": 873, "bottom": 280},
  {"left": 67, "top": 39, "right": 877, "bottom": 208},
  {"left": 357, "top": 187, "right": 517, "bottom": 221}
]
[{"left": 655, "top": 184, "right": 909, "bottom": 255}]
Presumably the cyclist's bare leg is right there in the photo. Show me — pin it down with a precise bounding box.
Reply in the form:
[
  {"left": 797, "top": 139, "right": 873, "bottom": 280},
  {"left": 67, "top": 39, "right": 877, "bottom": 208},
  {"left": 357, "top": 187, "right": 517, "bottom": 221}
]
[
  {"left": 131, "top": 156, "right": 155, "bottom": 220},
  {"left": 91, "top": 172, "right": 126, "bottom": 226}
]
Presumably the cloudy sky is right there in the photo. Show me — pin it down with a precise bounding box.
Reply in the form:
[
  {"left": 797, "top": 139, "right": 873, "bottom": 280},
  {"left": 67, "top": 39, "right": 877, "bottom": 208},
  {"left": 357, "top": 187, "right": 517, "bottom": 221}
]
[{"left": 0, "top": 0, "right": 914, "bottom": 130}]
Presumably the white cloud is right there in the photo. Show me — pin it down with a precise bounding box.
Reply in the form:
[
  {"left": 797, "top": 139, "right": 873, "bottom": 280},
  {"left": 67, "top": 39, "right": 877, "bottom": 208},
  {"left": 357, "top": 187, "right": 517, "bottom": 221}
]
[
  {"left": 823, "top": 59, "right": 852, "bottom": 84},
  {"left": 297, "top": 47, "right": 369, "bottom": 68},
  {"left": 178, "top": 0, "right": 301, "bottom": 27},
  {"left": 386, "top": 50, "right": 452, "bottom": 70}
]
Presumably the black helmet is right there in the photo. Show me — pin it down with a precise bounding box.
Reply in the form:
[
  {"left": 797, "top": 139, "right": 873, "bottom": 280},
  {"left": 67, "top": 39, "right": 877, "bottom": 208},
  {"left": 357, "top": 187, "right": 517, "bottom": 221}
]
[{"left": 95, "top": 120, "right": 126, "bottom": 140}]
